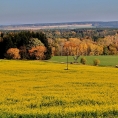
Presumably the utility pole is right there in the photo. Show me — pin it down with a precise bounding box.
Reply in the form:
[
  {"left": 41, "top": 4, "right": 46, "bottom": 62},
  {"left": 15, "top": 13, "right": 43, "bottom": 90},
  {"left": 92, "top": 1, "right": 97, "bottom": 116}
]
[{"left": 66, "top": 48, "right": 69, "bottom": 70}]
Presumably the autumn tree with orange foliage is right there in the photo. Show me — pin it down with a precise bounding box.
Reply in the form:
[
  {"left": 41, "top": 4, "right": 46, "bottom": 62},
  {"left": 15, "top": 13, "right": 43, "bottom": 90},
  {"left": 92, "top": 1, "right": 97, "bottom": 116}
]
[
  {"left": 29, "top": 46, "right": 47, "bottom": 60},
  {"left": 63, "top": 38, "right": 81, "bottom": 56},
  {"left": 5, "top": 48, "right": 21, "bottom": 59}
]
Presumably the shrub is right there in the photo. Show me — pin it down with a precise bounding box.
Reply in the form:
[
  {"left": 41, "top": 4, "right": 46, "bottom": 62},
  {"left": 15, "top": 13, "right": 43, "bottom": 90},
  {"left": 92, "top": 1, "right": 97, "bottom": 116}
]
[
  {"left": 80, "top": 57, "right": 87, "bottom": 65},
  {"left": 93, "top": 58, "right": 100, "bottom": 66}
]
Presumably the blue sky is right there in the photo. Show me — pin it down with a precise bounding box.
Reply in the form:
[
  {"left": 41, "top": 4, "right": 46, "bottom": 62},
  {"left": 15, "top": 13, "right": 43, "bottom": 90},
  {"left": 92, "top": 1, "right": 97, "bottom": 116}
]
[{"left": 0, "top": 0, "right": 118, "bottom": 25}]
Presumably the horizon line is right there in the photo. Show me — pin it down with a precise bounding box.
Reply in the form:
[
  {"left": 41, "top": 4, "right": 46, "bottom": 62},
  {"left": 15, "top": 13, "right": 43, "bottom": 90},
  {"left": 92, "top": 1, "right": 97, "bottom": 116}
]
[{"left": 1, "top": 21, "right": 118, "bottom": 26}]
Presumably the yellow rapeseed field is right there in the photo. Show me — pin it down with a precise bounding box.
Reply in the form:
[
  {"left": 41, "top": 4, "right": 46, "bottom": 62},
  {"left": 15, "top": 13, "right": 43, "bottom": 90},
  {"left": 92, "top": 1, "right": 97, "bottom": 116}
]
[{"left": 0, "top": 60, "right": 118, "bottom": 117}]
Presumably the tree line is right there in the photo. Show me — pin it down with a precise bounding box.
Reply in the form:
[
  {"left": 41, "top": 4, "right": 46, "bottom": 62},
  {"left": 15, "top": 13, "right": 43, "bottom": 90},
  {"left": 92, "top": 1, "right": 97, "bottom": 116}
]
[
  {"left": 0, "top": 29, "right": 118, "bottom": 60},
  {"left": 0, "top": 31, "right": 51, "bottom": 59},
  {"left": 46, "top": 29, "right": 118, "bottom": 56}
]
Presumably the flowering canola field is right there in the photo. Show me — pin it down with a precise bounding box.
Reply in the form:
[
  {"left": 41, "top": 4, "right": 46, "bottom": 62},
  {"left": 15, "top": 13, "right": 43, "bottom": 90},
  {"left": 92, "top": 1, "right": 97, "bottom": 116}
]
[{"left": 0, "top": 60, "right": 118, "bottom": 117}]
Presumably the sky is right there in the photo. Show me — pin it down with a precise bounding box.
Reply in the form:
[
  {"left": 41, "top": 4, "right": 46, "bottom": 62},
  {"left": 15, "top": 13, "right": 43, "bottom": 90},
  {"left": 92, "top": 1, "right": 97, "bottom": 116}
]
[{"left": 0, "top": 0, "right": 118, "bottom": 25}]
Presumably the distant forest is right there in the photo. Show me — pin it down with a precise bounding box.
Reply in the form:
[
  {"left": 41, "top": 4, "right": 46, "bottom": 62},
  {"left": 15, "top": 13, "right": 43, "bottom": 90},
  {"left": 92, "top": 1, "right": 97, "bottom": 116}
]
[{"left": 0, "top": 28, "right": 118, "bottom": 60}]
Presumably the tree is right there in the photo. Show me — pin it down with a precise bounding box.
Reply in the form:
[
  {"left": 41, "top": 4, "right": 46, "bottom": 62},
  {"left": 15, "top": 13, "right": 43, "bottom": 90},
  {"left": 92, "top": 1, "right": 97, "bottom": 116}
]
[
  {"left": 80, "top": 57, "right": 87, "bottom": 65},
  {"left": 108, "top": 44, "right": 117, "bottom": 55},
  {"left": 19, "top": 45, "right": 29, "bottom": 59},
  {"left": 0, "top": 37, "right": 4, "bottom": 58},
  {"left": 5, "top": 48, "right": 21, "bottom": 59},
  {"left": 103, "top": 46, "right": 109, "bottom": 55},
  {"left": 73, "top": 55, "right": 79, "bottom": 63},
  {"left": 93, "top": 59, "right": 100, "bottom": 66},
  {"left": 29, "top": 46, "right": 47, "bottom": 60},
  {"left": 35, "top": 32, "right": 52, "bottom": 59},
  {"left": 3, "top": 36, "right": 14, "bottom": 52},
  {"left": 26, "top": 38, "right": 44, "bottom": 50}
]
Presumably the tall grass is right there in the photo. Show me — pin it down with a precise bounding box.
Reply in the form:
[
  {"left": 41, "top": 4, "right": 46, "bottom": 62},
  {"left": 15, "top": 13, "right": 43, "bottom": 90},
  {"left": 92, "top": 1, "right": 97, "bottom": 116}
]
[{"left": 0, "top": 60, "right": 118, "bottom": 117}]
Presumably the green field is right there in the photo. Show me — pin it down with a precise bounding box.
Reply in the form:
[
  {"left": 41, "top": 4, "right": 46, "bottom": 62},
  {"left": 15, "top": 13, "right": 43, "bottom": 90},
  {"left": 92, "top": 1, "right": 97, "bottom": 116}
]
[
  {"left": 49, "top": 55, "right": 118, "bottom": 67},
  {"left": 0, "top": 59, "right": 118, "bottom": 117}
]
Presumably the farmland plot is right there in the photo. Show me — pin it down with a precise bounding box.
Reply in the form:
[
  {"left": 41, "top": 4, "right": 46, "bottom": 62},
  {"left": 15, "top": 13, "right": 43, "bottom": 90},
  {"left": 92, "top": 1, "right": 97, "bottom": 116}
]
[{"left": 0, "top": 60, "right": 118, "bottom": 117}]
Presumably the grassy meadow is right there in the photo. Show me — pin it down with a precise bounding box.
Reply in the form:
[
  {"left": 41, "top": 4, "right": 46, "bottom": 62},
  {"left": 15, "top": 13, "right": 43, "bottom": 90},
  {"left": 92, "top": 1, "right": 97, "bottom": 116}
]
[
  {"left": 49, "top": 55, "right": 118, "bottom": 67},
  {"left": 0, "top": 59, "right": 118, "bottom": 117}
]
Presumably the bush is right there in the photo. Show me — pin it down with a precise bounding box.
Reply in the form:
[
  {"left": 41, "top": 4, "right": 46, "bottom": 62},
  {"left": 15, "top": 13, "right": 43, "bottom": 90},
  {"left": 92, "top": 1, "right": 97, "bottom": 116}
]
[
  {"left": 80, "top": 57, "right": 87, "bottom": 65},
  {"left": 93, "top": 58, "right": 100, "bottom": 66}
]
